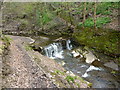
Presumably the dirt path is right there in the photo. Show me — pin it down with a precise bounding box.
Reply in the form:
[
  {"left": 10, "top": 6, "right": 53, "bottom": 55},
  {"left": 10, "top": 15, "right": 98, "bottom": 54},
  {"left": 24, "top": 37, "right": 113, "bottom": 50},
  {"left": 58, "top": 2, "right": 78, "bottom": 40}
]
[{"left": 3, "top": 35, "right": 56, "bottom": 88}]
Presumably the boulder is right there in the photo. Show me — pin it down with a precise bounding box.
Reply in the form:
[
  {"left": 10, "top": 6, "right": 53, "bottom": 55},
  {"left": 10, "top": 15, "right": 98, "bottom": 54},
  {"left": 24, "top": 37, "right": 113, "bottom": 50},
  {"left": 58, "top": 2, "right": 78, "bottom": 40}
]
[
  {"left": 71, "top": 50, "right": 80, "bottom": 58},
  {"left": 83, "top": 50, "right": 97, "bottom": 64}
]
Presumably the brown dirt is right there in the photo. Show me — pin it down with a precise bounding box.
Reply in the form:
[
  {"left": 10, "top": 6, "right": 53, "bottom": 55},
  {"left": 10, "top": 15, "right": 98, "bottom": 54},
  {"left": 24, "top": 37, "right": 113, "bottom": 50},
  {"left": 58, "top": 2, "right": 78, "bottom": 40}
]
[
  {"left": 0, "top": 40, "right": 3, "bottom": 90},
  {"left": 2, "top": 35, "right": 56, "bottom": 88},
  {"left": 104, "top": 18, "right": 119, "bottom": 31}
]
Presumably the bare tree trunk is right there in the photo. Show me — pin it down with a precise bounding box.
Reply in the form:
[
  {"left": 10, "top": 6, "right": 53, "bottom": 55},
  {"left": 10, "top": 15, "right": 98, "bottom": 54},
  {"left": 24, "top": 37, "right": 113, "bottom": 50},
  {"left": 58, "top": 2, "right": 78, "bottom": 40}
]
[
  {"left": 66, "top": 3, "right": 73, "bottom": 26},
  {"left": 94, "top": 2, "right": 97, "bottom": 29},
  {"left": 83, "top": 2, "right": 86, "bottom": 28}
]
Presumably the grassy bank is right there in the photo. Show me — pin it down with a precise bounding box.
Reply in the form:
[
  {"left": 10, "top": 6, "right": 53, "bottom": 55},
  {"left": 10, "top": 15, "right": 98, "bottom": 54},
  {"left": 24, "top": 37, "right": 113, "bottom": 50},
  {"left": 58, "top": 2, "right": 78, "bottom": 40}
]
[{"left": 73, "top": 28, "right": 120, "bottom": 57}]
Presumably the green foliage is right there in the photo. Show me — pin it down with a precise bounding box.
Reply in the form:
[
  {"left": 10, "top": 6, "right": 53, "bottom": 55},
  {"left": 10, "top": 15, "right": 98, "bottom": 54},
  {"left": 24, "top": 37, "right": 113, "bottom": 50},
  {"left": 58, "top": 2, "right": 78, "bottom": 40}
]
[
  {"left": 0, "top": 44, "right": 6, "bottom": 54},
  {"left": 96, "top": 3, "right": 112, "bottom": 15},
  {"left": 65, "top": 75, "right": 75, "bottom": 83},
  {"left": 79, "top": 17, "right": 111, "bottom": 28},
  {"left": 91, "top": 2, "right": 118, "bottom": 15},
  {"left": 88, "top": 83, "right": 92, "bottom": 87},
  {"left": 96, "top": 17, "right": 111, "bottom": 27},
  {"left": 1, "top": 36, "right": 12, "bottom": 46},
  {"left": 76, "top": 83, "right": 80, "bottom": 88},
  {"left": 55, "top": 70, "right": 65, "bottom": 75},
  {"left": 111, "top": 70, "right": 116, "bottom": 74},
  {"left": 36, "top": 10, "right": 54, "bottom": 26},
  {"left": 43, "top": 12, "right": 53, "bottom": 25},
  {"left": 111, "top": 2, "right": 119, "bottom": 9}
]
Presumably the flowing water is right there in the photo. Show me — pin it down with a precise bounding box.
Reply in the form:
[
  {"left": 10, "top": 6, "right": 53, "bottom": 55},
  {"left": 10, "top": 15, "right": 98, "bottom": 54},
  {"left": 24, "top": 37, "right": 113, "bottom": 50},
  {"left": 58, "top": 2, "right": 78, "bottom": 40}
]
[{"left": 42, "top": 38, "right": 119, "bottom": 88}]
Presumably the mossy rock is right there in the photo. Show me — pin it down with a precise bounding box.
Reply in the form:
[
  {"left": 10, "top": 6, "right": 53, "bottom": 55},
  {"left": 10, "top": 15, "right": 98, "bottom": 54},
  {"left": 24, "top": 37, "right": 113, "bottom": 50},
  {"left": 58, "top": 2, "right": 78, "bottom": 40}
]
[{"left": 73, "top": 28, "right": 120, "bottom": 57}]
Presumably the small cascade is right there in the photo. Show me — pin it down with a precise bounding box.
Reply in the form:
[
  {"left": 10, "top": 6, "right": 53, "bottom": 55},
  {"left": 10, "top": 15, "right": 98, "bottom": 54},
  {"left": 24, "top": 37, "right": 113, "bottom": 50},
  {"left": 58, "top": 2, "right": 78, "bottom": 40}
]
[
  {"left": 44, "top": 39, "right": 73, "bottom": 59},
  {"left": 44, "top": 42, "right": 63, "bottom": 59},
  {"left": 66, "top": 39, "right": 73, "bottom": 50}
]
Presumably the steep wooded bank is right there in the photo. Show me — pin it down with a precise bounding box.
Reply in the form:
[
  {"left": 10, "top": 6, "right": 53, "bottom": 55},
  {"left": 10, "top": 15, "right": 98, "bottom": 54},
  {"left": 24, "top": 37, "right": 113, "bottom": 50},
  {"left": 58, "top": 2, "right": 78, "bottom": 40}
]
[
  {"left": 2, "top": 2, "right": 119, "bottom": 35},
  {"left": 2, "top": 2, "right": 119, "bottom": 59}
]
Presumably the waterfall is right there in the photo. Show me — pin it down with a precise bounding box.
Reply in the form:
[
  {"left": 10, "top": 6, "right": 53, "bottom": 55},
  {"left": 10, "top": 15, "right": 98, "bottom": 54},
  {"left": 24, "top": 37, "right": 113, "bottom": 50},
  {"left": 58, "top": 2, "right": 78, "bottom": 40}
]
[
  {"left": 44, "top": 42, "right": 64, "bottom": 59},
  {"left": 66, "top": 39, "right": 73, "bottom": 50},
  {"left": 44, "top": 39, "right": 73, "bottom": 59}
]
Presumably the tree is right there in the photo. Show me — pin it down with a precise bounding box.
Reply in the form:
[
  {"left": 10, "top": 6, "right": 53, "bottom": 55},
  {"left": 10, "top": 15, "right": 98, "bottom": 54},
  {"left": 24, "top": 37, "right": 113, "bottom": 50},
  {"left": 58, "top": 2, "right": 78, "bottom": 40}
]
[
  {"left": 93, "top": 2, "right": 97, "bottom": 29},
  {"left": 66, "top": 2, "right": 73, "bottom": 26},
  {"left": 83, "top": 2, "right": 86, "bottom": 28}
]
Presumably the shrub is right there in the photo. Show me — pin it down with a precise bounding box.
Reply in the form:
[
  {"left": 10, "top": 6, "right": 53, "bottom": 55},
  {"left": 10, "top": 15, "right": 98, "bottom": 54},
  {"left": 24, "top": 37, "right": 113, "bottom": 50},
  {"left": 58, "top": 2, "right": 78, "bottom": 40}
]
[
  {"left": 78, "top": 17, "right": 111, "bottom": 28},
  {"left": 65, "top": 75, "right": 75, "bottom": 83}
]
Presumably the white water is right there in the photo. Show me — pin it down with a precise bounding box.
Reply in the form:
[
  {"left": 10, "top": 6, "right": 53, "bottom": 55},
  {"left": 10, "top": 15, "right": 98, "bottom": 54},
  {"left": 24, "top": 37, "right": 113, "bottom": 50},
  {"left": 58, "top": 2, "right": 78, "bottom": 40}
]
[
  {"left": 82, "top": 65, "right": 103, "bottom": 78},
  {"left": 66, "top": 39, "right": 73, "bottom": 50},
  {"left": 44, "top": 39, "right": 72, "bottom": 59},
  {"left": 86, "top": 65, "right": 102, "bottom": 72},
  {"left": 44, "top": 43, "right": 63, "bottom": 59}
]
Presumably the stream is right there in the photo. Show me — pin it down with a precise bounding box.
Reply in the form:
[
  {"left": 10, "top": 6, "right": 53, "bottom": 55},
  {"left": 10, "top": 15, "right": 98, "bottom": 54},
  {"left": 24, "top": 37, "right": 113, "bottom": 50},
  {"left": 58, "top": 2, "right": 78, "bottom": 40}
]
[{"left": 38, "top": 36, "right": 119, "bottom": 88}]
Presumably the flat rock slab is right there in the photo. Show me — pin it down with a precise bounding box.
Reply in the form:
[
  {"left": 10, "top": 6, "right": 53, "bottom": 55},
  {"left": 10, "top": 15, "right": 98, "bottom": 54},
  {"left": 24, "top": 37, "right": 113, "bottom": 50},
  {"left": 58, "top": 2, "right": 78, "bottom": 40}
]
[{"left": 104, "top": 62, "right": 118, "bottom": 71}]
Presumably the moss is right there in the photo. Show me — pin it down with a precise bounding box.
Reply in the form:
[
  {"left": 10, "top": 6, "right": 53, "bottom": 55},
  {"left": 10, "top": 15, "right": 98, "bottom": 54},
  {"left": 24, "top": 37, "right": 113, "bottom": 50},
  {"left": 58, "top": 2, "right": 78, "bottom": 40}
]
[
  {"left": 88, "top": 83, "right": 92, "bottom": 87},
  {"left": 73, "top": 28, "right": 119, "bottom": 57}
]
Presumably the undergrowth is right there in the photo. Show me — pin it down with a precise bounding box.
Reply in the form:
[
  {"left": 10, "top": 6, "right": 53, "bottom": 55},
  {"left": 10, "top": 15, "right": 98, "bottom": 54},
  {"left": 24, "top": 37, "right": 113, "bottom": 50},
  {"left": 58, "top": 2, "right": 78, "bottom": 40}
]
[{"left": 78, "top": 17, "right": 111, "bottom": 28}]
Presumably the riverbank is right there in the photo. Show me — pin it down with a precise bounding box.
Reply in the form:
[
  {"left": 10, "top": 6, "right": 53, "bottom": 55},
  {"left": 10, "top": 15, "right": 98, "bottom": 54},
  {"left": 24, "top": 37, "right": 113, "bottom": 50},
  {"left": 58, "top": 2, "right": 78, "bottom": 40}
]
[
  {"left": 1, "top": 35, "right": 90, "bottom": 88},
  {"left": 73, "top": 27, "right": 120, "bottom": 58}
]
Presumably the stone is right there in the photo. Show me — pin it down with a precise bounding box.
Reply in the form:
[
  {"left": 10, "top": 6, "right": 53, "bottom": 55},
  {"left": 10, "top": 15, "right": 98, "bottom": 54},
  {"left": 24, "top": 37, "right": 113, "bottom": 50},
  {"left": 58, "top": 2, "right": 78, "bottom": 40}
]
[
  {"left": 83, "top": 50, "right": 97, "bottom": 64},
  {"left": 104, "top": 62, "right": 118, "bottom": 71},
  {"left": 59, "top": 61, "right": 65, "bottom": 66},
  {"left": 71, "top": 50, "right": 80, "bottom": 58},
  {"left": 66, "top": 71, "right": 75, "bottom": 77}
]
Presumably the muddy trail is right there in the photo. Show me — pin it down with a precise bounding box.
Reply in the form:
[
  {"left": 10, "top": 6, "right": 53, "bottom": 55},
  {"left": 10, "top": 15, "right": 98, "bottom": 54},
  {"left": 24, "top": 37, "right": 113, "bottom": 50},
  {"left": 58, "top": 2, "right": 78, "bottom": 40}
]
[{"left": 2, "top": 35, "right": 56, "bottom": 88}]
